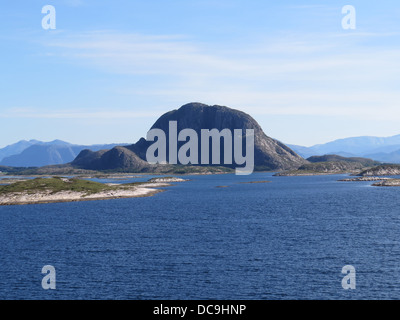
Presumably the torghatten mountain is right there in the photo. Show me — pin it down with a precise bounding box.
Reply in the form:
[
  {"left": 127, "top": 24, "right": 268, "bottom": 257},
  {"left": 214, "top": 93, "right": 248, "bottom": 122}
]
[{"left": 72, "top": 103, "right": 307, "bottom": 172}]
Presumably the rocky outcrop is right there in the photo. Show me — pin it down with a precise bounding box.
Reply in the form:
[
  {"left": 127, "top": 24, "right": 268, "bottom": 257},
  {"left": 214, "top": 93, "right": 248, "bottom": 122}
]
[
  {"left": 372, "top": 179, "right": 400, "bottom": 186},
  {"left": 357, "top": 165, "right": 400, "bottom": 176}
]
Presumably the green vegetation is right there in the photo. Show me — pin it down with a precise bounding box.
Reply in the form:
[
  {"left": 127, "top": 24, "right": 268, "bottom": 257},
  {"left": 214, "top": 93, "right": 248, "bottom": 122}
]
[
  {"left": 307, "top": 155, "right": 380, "bottom": 167},
  {"left": 145, "top": 165, "right": 233, "bottom": 175},
  {"left": 0, "top": 165, "right": 38, "bottom": 175},
  {"left": 0, "top": 177, "right": 114, "bottom": 195},
  {"left": 6, "top": 163, "right": 235, "bottom": 176}
]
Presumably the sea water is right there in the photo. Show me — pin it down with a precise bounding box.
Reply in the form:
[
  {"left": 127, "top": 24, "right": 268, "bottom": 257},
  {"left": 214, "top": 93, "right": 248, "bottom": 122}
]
[{"left": 1, "top": 173, "right": 400, "bottom": 300}]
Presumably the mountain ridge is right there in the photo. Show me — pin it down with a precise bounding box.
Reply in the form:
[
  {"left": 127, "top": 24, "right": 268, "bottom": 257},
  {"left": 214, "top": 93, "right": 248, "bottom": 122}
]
[
  {"left": 288, "top": 134, "right": 400, "bottom": 163},
  {"left": 0, "top": 141, "right": 128, "bottom": 167},
  {"left": 0, "top": 140, "right": 40, "bottom": 162}
]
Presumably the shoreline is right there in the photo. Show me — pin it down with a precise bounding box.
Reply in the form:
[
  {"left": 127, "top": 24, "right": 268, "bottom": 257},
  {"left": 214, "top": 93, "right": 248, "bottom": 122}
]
[
  {"left": 0, "top": 189, "right": 165, "bottom": 206},
  {"left": 0, "top": 178, "right": 187, "bottom": 206}
]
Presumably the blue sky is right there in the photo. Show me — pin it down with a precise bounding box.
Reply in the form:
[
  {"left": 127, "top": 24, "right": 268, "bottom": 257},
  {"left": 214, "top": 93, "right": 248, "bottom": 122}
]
[{"left": 1, "top": 0, "right": 400, "bottom": 148}]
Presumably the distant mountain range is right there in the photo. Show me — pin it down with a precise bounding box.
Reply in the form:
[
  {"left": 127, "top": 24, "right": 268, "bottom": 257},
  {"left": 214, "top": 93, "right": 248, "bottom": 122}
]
[
  {"left": 0, "top": 139, "right": 40, "bottom": 162},
  {"left": 4, "top": 107, "right": 400, "bottom": 171},
  {"left": 288, "top": 135, "right": 400, "bottom": 163},
  {"left": 0, "top": 140, "right": 127, "bottom": 167}
]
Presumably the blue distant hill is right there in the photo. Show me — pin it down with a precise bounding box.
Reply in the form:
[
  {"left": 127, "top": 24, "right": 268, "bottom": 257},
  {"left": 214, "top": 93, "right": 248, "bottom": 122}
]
[
  {"left": 0, "top": 140, "right": 128, "bottom": 167},
  {"left": 288, "top": 134, "right": 400, "bottom": 163},
  {"left": 0, "top": 140, "right": 40, "bottom": 162}
]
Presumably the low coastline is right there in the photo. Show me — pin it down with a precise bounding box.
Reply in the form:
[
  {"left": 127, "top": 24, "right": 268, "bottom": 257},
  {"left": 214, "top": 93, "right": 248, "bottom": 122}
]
[
  {"left": 0, "top": 176, "right": 187, "bottom": 206},
  {"left": 338, "top": 177, "right": 392, "bottom": 182}
]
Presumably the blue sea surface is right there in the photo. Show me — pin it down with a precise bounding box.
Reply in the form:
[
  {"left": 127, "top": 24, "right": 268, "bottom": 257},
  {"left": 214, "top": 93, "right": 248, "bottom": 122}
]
[{"left": 1, "top": 173, "right": 400, "bottom": 300}]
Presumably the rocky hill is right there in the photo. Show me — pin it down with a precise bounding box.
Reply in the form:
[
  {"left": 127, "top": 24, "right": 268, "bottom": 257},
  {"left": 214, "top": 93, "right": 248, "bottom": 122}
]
[
  {"left": 276, "top": 154, "right": 379, "bottom": 176},
  {"left": 307, "top": 155, "right": 379, "bottom": 167},
  {"left": 72, "top": 147, "right": 149, "bottom": 172},
  {"left": 71, "top": 103, "right": 307, "bottom": 172}
]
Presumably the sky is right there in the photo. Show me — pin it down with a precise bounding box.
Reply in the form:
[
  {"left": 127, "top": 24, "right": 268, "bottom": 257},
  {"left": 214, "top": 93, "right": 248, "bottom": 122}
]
[{"left": 1, "top": 0, "right": 400, "bottom": 148}]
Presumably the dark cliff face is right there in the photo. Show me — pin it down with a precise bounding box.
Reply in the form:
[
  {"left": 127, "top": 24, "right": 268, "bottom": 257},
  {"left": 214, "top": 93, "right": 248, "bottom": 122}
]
[{"left": 72, "top": 102, "right": 307, "bottom": 171}]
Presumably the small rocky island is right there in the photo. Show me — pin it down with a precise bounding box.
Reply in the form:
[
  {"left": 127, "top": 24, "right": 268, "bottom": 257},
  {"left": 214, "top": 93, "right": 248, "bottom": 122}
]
[
  {"left": 338, "top": 176, "right": 400, "bottom": 187},
  {"left": 356, "top": 165, "right": 400, "bottom": 176},
  {"left": 372, "top": 179, "right": 400, "bottom": 187},
  {"left": 0, "top": 176, "right": 187, "bottom": 206},
  {"left": 335, "top": 164, "right": 400, "bottom": 187}
]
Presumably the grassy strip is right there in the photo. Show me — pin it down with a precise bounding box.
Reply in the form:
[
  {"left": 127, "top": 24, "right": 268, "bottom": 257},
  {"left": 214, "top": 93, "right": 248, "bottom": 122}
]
[{"left": 0, "top": 177, "right": 115, "bottom": 195}]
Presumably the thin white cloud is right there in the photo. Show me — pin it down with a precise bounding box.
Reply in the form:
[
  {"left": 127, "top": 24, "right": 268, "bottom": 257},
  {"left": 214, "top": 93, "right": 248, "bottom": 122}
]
[
  {"left": 41, "top": 30, "right": 400, "bottom": 76},
  {"left": 43, "top": 31, "right": 249, "bottom": 77},
  {"left": 36, "top": 30, "right": 400, "bottom": 121},
  {"left": 1, "top": 108, "right": 160, "bottom": 119}
]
